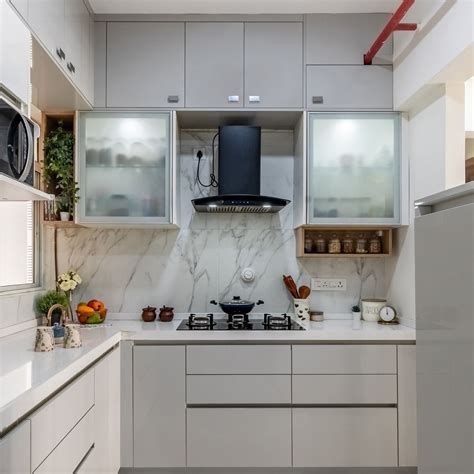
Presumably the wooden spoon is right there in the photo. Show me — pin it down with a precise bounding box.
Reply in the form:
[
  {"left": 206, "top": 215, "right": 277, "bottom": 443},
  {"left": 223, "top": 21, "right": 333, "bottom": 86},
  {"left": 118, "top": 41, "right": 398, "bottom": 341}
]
[
  {"left": 298, "top": 285, "right": 311, "bottom": 299},
  {"left": 283, "top": 275, "right": 300, "bottom": 299}
]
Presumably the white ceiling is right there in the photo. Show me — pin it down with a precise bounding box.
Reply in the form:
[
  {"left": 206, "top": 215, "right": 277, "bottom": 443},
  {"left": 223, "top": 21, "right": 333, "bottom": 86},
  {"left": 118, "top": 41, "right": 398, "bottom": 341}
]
[{"left": 89, "top": 0, "right": 404, "bottom": 15}]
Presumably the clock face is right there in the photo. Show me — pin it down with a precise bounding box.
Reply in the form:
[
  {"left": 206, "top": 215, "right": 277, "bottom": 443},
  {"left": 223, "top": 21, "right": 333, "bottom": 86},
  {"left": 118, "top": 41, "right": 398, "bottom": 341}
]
[{"left": 379, "top": 306, "right": 397, "bottom": 322}]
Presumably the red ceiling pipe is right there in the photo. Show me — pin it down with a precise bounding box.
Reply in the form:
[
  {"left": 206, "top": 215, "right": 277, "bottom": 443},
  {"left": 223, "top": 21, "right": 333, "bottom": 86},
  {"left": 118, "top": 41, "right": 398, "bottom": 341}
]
[
  {"left": 364, "top": 0, "right": 416, "bottom": 65},
  {"left": 395, "top": 23, "right": 418, "bottom": 31}
]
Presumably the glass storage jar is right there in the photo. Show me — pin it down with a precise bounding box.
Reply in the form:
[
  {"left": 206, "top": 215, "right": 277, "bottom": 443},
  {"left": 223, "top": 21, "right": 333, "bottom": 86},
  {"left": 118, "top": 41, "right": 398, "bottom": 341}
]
[
  {"left": 369, "top": 233, "right": 382, "bottom": 254},
  {"left": 356, "top": 234, "right": 368, "bottom": 254},
  {"left": 315, "top": 234, "right": 326, "bottom": 253},
  {"left": 342, "top": 234, "right": 354, "bottom": 254},
  {"left": 328, "top": 234, "right": 341, "bottom": 254}
]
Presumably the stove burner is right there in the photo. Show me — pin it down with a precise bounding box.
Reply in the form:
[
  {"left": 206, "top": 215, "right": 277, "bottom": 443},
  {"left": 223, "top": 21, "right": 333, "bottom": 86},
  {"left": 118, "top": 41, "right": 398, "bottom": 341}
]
[
  {"left": 177, "top": 313, "right": 305, "bottom": 331},
  {"left": 186, "top": 313, "right": 215, "bottom": 330},
  {"left": 263, "top": 313, "right": 292, "bottom": 329}
]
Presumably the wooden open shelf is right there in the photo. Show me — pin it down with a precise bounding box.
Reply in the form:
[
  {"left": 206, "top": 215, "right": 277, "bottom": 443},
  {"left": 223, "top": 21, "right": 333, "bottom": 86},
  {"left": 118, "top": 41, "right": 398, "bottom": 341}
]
[{"left": 296, "top": 226, "right": 392, "bottom": 258}]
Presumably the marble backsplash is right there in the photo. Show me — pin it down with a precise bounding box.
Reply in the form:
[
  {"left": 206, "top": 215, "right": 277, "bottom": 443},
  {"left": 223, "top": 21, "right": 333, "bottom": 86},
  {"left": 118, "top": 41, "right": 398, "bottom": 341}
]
[{"left": 55, "top": 130, "right": 386, "bottom": 316}]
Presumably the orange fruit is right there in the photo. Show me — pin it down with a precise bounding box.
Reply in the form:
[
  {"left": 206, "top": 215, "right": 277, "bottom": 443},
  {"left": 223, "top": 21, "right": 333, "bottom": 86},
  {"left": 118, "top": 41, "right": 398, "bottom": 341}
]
[{"left": 76, "top": 305, "right": 94, "bottom": 315}]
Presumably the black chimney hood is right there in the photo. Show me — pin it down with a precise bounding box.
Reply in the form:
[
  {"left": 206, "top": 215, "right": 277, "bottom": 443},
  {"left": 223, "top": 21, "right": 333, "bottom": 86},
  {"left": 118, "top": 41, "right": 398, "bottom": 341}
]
[{"left": 192, "top": 125, "right": 290, "bottom": 213}]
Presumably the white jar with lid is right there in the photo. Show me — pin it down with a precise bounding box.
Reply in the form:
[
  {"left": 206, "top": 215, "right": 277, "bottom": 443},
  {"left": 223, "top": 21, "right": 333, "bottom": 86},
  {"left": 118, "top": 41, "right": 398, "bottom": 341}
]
[{"left": 361, "top": 299, "right": 387, "bottom": 322}]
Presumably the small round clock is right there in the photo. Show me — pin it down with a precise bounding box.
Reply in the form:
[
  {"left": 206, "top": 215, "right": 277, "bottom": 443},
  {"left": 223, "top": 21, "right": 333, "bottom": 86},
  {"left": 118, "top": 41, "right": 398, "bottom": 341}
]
[{"left": 378, "top": 305, "right": 399, "bottom": 325}]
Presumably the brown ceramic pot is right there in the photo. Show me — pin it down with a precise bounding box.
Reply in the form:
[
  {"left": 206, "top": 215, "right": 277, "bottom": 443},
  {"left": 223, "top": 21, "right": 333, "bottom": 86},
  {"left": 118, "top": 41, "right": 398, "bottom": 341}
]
[
  {"left": 159, "top": 305, "right": 174, "bottom": 322},
  {"left": 141, "top": 306, "right": 157, "bottom": 322}
]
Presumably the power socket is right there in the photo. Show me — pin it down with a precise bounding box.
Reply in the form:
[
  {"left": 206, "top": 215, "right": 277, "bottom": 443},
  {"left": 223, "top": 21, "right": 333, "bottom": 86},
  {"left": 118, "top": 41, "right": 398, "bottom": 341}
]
[{"left": 311, "top": 278, "right": 347, "bottom": 292}]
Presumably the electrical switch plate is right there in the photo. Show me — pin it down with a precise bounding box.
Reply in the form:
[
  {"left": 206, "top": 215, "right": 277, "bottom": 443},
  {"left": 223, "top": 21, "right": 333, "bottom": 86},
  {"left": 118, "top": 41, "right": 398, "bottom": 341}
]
[{"left": 311, "top": 278, "right": 347, "bottom": 291}]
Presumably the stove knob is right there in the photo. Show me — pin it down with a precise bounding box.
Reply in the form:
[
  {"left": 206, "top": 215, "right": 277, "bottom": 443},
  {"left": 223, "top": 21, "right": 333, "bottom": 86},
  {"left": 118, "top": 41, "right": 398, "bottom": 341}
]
[{"left": 241, "top": 267, "right": 255, "bottom": 283}]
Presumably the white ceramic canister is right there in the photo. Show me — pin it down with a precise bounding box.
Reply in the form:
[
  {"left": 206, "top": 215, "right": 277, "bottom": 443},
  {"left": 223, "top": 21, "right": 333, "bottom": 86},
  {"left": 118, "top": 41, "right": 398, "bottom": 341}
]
[
  {"left": 35, "top": 326, "right": 55, "bottom": 352},
  {"left": 294, "top": 298, "right": 310, "bottom": 321},
  {"left": 361, "top": 299, "right": 387, "bottom": 322},
  {"left": 64, "top": 324, "right": 82, "bottom": 348}
]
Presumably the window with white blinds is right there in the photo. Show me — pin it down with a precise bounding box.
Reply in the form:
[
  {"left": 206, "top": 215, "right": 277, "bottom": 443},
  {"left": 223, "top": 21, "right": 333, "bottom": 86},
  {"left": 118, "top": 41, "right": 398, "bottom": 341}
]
[{"left": 0, "top": 201, "right": 36, "bottom": 289}]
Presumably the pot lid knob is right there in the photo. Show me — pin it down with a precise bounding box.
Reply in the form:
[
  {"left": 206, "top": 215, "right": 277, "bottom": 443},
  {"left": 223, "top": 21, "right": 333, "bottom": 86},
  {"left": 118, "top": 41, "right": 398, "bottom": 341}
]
[{"left": 232, "top": 296, "right": 241, "bottom": 300}]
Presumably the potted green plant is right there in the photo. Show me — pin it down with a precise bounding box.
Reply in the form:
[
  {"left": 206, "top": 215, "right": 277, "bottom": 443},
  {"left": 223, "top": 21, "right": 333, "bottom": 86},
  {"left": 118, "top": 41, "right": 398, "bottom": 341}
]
[
  {"left": 352, "top": 304, "right": 361, "bottom": 322},
  {"left": 36, "top": 290, "right": 69, "bottom": 325},
  {"left": 43, "top": 122, "right": 79, "bottom": 220}
]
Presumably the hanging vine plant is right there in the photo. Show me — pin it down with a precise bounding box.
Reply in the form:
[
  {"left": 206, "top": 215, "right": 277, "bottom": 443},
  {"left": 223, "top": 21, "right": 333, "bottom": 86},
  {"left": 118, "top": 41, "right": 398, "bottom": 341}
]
[{"left": 43, "top": 121, "right": 79, "bottom": 215}]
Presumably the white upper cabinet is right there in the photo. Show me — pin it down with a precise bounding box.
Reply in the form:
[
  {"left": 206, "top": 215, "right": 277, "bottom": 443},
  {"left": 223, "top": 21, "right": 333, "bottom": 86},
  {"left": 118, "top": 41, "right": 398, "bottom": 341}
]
[
  {"left": 244, "top": 22, "right": 303, "bottom": 108},
  {"left": 307, "top": 112, "right": 401, "bottom": 225},
  {"left": 10, "top": 0, "right": 93, "bottom": 104},
  {"left": 185, "top": 22, "right": 244, "bottom": 108},
  {"left": 106, "top": 22, "right": 185, "bottom": 108},
  {"left": 9, "top": 0, "right": 27, "bottom": 17},
  {"left": 1, "top": 2, "right": 30, "bottom": 104},
  {"left": 28, "top": 0, "right": 65, "bottom": 61}
]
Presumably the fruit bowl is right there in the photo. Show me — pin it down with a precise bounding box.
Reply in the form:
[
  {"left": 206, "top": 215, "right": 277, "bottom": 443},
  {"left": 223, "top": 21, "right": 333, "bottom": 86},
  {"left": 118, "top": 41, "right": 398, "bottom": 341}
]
[{"left": 76, "top": 300, "right": 108, "bottom": 325}]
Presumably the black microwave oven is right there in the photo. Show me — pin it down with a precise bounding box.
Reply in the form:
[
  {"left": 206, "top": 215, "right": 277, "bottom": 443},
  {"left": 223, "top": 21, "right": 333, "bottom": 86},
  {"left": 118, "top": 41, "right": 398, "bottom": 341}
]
[{"left": 0, "top": 98, "right": 35, "bottom": 186}]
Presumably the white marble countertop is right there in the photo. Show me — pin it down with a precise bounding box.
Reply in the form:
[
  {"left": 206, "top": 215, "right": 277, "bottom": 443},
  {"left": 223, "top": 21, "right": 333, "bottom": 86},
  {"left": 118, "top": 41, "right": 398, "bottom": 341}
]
[{"left": 0, "top": 318, "right": 415, "bottom": 435}]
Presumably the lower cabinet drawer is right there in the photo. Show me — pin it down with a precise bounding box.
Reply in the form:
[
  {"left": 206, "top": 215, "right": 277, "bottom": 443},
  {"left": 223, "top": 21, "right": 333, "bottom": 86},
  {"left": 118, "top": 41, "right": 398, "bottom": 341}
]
[
  {"left": 187, "top": 375, "right": 291, "bottom": 404},
  {"left": 31, "top": 369, "right": 94, "bottom": 470},
  {"left": 34, "top": 407, "right": 95, "bottom": 473},
  {"left": 187, "top": 408, "right": 292, "bottom": 467},
  {"left": 292, "top": 375, "right": 397, "bottom": 405},
  {"left": 293, "top": 408, "right": 398, "bottom": 467}
]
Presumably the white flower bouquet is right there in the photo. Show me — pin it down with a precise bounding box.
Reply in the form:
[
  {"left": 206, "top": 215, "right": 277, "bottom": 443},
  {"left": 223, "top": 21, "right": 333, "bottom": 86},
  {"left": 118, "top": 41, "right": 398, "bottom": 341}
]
[{"left": 57, "top": 271, "right": 82, "bottom": 321}]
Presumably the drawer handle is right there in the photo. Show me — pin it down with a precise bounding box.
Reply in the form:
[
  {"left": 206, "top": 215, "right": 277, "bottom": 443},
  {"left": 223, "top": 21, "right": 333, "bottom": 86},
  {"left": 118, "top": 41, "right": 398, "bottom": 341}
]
[
  {"left": 67, "top": 62, "right": 76, "bottom": 73},
  {"left": 249, "top": 95, "right": 260, "bottom": 103},
  {"left": 228, "top": 95, "right": 239, "bottom": 103},
  {"left": 56, "top": 48, "right": 65, "bottom": 60},
  {"left": 73, "top": 443, "right": 95, "bottom": 473},
  {"left": 312, "top": 96, "right": 324, "bottom": 104},
  {"left": 167, "top": 95, "right": 179, "bottom": 103}
]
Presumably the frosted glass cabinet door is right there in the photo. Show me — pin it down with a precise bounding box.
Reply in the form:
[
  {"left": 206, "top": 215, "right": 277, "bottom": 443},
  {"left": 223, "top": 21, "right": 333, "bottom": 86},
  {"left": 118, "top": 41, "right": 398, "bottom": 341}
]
[
  {"left": 308, "top": 113, "right": 400, "bottom": 225},
  {"left": 77, "top": 112, "right": 171, "bottom": 224}
]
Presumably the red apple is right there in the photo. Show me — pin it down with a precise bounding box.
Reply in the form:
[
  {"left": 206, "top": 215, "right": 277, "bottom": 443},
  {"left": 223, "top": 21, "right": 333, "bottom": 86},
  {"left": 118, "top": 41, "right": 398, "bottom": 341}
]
[{"left": 87, "top": 299, "right": 105, "bottom": 312}]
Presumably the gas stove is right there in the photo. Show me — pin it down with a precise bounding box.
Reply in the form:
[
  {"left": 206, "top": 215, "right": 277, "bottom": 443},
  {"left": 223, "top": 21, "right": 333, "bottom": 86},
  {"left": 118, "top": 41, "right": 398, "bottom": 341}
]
[{"left": 176, "top": 313, "right": 305, "bottom": 331}]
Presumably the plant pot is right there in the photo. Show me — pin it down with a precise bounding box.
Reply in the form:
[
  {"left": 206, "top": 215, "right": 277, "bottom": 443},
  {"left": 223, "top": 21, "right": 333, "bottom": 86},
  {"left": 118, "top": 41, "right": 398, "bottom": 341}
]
[
  {"left": 352, "top": 311, "right": 361, "bottom": 322},
  {"left": 59, "top": 211, "right": 70, "bottom": 221}
]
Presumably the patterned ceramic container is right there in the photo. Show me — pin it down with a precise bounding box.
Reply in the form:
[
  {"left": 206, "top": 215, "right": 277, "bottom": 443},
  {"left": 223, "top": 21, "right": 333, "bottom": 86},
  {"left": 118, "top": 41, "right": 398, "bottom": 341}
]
[
  {"left": 293, "top": 298, "right": 310, "bottom": 321},
  {"left": 35, "top": 327, "right": 55, "bottom": 352},
  {"left": 64, "top": 324, "right": 82, "bottom": 348}
]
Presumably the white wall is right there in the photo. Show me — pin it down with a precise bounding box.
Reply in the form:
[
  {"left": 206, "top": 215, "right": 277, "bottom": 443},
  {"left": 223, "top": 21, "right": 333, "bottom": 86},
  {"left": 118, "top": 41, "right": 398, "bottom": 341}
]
[
  {"left": 393, "top": 0, "right": 474, "bottom": 110},
  {"left": 386, "top": 84, "right": 466, "bottom": 323}
]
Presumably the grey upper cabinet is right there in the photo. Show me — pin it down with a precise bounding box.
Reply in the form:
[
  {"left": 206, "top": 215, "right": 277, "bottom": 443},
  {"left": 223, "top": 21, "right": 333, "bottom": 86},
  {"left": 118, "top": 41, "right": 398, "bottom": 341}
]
[
  {"left": 305, "top": 14, "right": 392, "bottom": 65},
  {"left": 307, "top": 65, "right": 393, "bottom": 110},
  {"left": 186, "top": 22, "right": 244, "bottom": 108},
  {"left": 244, "top": 22, "right": 303, "bottom": 108},
  {"left": 107, "top": 22, "right": 184, "bottom": 108}
]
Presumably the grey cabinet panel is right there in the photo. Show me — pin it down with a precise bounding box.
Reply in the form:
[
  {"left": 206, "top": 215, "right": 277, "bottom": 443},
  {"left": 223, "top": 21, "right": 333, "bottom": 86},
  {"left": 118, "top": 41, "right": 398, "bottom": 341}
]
[
  {"left": 107, "top": 22, "right": 184, "bottom": 107},
  {"left": 93, "top": 22, "right": 106, "bottom": 107},
  {"left": 133, "top": 346, "right": 186, "bottom": 467},
  {"left": 9, "top": 0, "right": 28, "bottom": 18},
  {"left": 305, "top": 14, "right": 392, "bottom": 65},
  {"left": 307, "top": 65, "right": 393, "bottom": 110},
  {"left": 0, "top": 420, "right": 30, "bottom": 473},
  {"left": 293, "top": 408, "right": 398, "bottom": 467},
  {"left": 187, "top": 408, "right": 292, "bottom": 467},
  {"left": 186, "top": 22, "right": 244, "bottom": 108},
  {"left": 245, "top": 22, "right": 303, "bottom": 108}
]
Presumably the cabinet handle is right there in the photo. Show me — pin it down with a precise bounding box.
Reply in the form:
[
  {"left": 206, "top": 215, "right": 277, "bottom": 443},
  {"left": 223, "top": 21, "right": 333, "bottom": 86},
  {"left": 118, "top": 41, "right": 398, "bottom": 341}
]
[
  {"left": 73, "top": 443, "right": 95, "bottom": 473},
  {"left": 227, "top": 95, "right": 239, "bottom": 103},
  {"left": 56, "top": 48, "right": 65, "bottom": 60},
  {"left": 67, "top": 62, "right": 76, "bottom": 73},
  {"left": 167, "top": 95, "right": 179, "bottom": 103},
  {"left": 249, "top": 95, "right": 261, "bottom": 103},
  {"left": 312, "top": 96, "right": 324, "bottom": 104}
]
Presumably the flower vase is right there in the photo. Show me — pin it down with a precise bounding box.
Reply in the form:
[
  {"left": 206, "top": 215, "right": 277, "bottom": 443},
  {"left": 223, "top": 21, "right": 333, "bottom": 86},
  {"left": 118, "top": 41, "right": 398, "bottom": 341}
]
[{"left": 65, "top": 291, "right": 74, "bottom": 323}]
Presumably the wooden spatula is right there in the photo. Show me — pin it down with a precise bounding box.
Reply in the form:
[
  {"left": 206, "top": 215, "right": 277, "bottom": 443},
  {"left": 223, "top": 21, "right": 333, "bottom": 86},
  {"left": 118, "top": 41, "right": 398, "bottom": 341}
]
[{"left": 298, "top": 285, "right": 311, "bottom": 299}]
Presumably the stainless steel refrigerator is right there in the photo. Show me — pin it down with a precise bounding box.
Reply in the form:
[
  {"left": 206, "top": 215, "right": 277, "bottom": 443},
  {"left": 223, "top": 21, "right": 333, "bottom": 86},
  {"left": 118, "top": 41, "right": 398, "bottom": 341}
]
[{"left": 415, "top": 182, "right": 474, "bottom": 474}]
